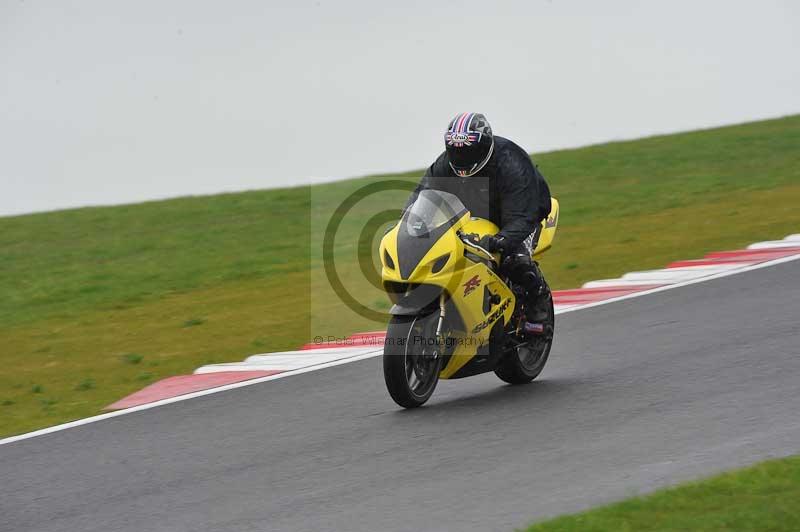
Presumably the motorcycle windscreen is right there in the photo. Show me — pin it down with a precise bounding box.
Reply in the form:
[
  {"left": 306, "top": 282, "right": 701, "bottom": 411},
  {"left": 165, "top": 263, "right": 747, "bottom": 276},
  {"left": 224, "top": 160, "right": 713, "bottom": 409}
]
[
  {"left": 423, "top": 175, "right": 494, "bottom": 222},
  {"left": 397, "top": 189, "right": 467, "bottom": 279}
]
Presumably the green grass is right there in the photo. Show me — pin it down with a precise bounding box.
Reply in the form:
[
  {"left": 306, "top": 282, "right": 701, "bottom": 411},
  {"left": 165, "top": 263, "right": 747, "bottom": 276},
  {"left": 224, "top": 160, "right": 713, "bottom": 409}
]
[
  {"left": 1, "top": 114, "right": 799, "bottom": 436},
  {"left": 522, "top": 455, "right": 800, "bottom": 531}
]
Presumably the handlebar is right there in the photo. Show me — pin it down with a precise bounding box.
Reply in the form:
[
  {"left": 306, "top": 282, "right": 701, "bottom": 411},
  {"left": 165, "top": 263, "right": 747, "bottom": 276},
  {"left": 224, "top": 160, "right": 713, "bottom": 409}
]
[{"left": 458, "top": 232, "right": 498, "bottom": 262}]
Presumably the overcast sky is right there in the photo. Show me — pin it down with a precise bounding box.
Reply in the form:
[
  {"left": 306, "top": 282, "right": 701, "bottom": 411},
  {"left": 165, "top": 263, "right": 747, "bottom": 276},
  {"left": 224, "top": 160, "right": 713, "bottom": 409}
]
[{"left": 1, "top": 0, "right": 798, "bottom": 216}]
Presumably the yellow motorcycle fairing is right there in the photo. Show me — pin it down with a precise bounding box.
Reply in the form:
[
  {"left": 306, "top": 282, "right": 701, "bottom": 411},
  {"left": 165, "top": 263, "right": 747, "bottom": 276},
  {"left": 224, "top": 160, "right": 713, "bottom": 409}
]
[
  {"left": 380, "top": 212, "right": 514, "bottom": 379},
  {"left": 532, "top": 197, "right": 559, "bottom": 257}
]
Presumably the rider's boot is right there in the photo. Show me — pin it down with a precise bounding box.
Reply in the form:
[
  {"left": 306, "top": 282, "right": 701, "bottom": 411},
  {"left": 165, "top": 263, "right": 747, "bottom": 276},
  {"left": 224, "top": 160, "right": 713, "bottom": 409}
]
[
  {"left": 523, "top": 262, "right": 551, "bottom": 324},
  {"left": 506, "top": 252, "right": 551, "bottom": 324}
]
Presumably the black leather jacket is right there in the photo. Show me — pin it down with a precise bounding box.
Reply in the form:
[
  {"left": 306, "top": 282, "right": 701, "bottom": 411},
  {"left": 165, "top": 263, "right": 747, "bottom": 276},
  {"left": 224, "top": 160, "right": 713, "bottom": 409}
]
[{"left": 403, "top": 136, "right": 551, "bottom": 252}]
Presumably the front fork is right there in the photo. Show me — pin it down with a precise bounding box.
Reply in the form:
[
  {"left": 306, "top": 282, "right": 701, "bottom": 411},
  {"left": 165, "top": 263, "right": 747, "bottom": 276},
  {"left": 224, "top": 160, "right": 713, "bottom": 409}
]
[{"left": 435, "top": 292, "right": 446, "bottom": 339}]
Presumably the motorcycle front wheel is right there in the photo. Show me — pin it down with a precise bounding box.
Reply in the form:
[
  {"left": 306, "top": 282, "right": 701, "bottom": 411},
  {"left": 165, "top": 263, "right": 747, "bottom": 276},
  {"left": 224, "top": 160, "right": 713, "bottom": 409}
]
[{"left": 383, "top": 314, "right": 443, "bottom": 408}]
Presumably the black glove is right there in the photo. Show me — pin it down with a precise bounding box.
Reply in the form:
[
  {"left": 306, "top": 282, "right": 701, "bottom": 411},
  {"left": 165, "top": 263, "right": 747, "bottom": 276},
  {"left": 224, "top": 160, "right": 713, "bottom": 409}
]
[{"left": 478, "top": 234, "right": 506, "bottom": 253}]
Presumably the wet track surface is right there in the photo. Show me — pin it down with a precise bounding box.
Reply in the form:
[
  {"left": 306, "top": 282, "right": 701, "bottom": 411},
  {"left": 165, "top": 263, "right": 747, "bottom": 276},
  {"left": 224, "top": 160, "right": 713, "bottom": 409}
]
[{"left": 2, "top": 260, "right": 799, "bottom": 532}]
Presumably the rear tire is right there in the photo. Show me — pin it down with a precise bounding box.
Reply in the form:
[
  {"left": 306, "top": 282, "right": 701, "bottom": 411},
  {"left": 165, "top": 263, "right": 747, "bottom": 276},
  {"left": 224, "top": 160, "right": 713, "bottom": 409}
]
[
  {"left": 495, "top": 292, "right": 554, "bottom": 385},
  {"left": 383, "top": 314, "right": 442, "bottom": 408}
]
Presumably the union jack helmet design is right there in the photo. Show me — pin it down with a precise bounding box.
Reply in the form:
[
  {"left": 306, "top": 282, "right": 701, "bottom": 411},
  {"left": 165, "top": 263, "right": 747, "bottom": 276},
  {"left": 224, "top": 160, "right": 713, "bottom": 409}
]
[{"left": 444, "top": 112, "right": 494, "bottom": 177}]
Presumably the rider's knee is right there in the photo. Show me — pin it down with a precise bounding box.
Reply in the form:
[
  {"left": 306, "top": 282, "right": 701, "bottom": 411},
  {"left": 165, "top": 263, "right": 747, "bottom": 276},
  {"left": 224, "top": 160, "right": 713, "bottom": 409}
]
[{"left": 505, "top": 254, "right": 541, "bottom": 291}]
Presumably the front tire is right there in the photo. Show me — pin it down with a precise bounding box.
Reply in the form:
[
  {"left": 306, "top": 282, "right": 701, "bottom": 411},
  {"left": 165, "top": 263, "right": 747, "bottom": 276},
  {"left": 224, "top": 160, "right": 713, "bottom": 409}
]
[
  {"left": 495, "top": 292, "right": 554, "bottom": 385},
  {"left": 383, "top": 314, "right": 442, "bottom": 408}
]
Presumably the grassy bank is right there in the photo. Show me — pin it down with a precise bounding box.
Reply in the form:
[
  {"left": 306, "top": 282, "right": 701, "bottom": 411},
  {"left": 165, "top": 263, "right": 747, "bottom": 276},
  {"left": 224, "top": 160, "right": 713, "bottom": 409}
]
[
  {"left": 2, "top": 115, "right": 799, "bottom": 436},
  {"left": 523, "top": 455, "right": 800, "bottom": 531}
]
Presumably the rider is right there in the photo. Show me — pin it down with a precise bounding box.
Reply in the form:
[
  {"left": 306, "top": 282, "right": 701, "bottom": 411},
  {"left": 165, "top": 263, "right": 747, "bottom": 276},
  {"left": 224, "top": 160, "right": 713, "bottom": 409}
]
[{"left": 403, "top": 112, "right": 552, "bottom": 322}]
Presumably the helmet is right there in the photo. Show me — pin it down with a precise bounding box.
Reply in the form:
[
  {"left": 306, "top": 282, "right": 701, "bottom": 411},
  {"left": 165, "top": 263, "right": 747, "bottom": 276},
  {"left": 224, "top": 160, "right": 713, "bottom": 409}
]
[{"left": 445, "top": 112, "right": 494, "bottom": 177}]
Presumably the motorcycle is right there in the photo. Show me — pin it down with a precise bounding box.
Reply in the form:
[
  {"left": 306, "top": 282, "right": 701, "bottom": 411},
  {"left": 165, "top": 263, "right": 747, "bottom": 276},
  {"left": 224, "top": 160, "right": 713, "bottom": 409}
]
[{"left": 379, "top": 188, "right": 560, "bottom": 408}]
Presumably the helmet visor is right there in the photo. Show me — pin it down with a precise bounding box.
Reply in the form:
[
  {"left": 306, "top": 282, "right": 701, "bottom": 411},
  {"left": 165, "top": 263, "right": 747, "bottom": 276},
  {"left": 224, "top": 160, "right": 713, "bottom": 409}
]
[
  {"left": 447, "top": 137, "right": 493, "bottom": 177},
  {"left": 449, "top": 142, "right": 483, "bottom": 167}
]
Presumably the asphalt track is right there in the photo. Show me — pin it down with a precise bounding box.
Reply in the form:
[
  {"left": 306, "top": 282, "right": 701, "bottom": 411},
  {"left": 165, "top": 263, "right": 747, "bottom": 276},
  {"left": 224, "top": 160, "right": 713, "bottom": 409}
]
[{"left": 2, "top": 260, "right": 799, "bottom": 532}]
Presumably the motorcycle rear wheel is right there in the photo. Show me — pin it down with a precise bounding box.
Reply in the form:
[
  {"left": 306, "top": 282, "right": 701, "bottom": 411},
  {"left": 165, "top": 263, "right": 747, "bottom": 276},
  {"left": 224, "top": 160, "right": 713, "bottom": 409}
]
[
  {"left": 383, "top": 314, "right": 442, "bottom": 408},
  {"left": 495, "top": 292, "right": 554, "bottom": 385}
]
